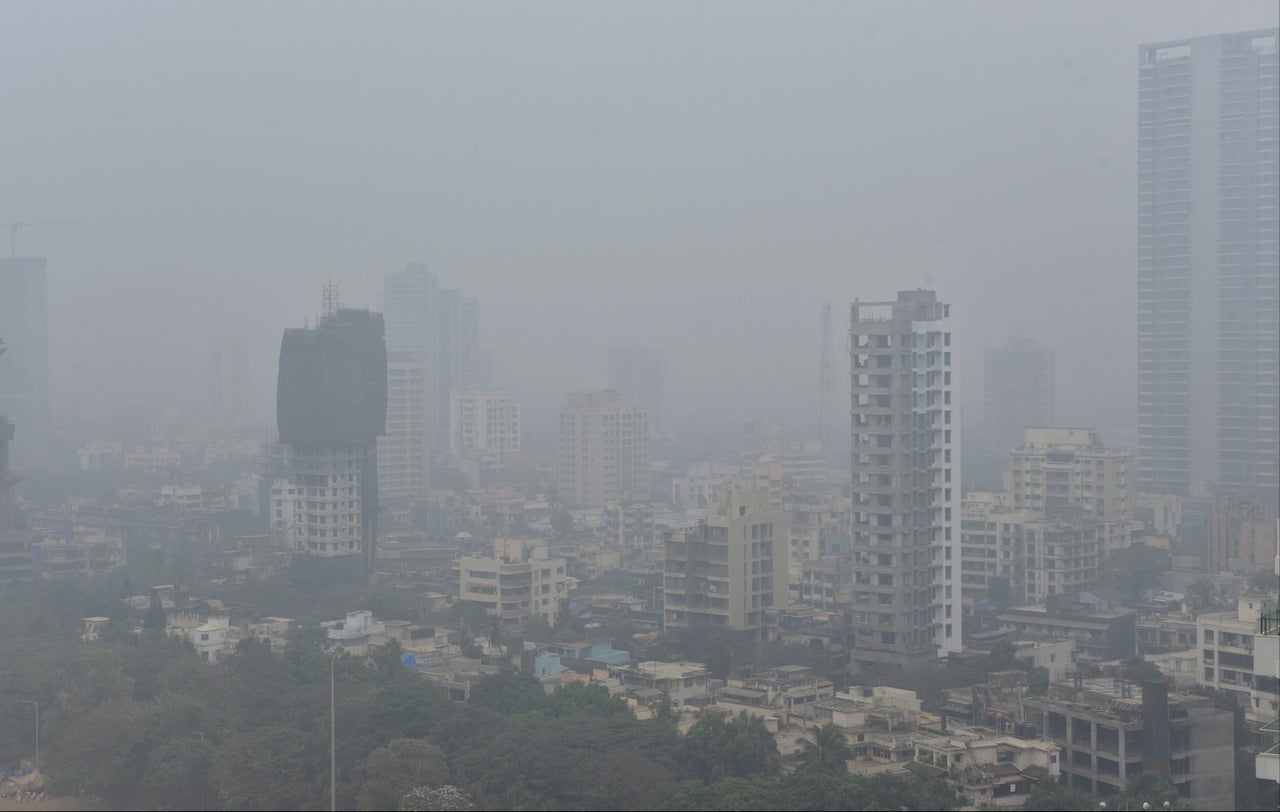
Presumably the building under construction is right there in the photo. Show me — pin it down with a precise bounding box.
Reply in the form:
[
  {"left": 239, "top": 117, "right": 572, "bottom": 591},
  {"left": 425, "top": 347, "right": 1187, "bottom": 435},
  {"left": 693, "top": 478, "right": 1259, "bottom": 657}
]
[{"left": 277, "top": 308, "right": 388, "bottom": 580}]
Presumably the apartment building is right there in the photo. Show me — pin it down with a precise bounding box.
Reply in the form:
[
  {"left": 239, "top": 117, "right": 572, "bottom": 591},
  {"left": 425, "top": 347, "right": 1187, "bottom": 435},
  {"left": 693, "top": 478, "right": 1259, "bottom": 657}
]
[
  {"left": 1197, "top": 593, "right": 1278, "bottom": 719},
  {"left": 1007, "top": 428, "right": 1135, "bottom": 555},
  {"left": 663, "top": 488, "right": 786, "bottom": 640},
  {"left": 848, "top": 290, "right": 960, "bottom": 672},
  {"left": 377, "top": 353, "right": 432, "bottom": 500},
  {"left": 960, "top": 492, "right": 1040, "bottom": 606},
  {"left": 558, "top": 390, "right": 650, "bottom": 507},
  {"left": 458, "top": 537, "right": 572, "bottom": 628},
  {"left": 449, "top": 384, "right": 521, "bottom": 466},
  {"left": 1022, "top": 678, "right": 1233, "bottom": 809}
]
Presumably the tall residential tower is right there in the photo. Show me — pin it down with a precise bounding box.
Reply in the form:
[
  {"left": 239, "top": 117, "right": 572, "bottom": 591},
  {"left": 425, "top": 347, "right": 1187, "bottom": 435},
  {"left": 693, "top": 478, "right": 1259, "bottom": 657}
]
[
  {"left": 1137, "top": 29, "right": 1279, "bottom": 499},
  {"left": 849, "top": 290, "right": 960, "bottom": 674}
]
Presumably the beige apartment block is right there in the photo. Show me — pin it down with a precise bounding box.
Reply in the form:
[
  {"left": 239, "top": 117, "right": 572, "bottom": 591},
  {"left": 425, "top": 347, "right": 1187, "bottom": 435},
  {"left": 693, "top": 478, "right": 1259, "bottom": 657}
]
[
  {"left": 1007, "top": 427, "right": 1137, "bottom": 554},
  {"left": 663, "top": 488, "right": 786, "bottom": 640},
  {"left": 960, "top": 491, "right": 1040, "bottom": 606},
  {"left": 458, "top": 538, "right": 572, "bottom": 628}
]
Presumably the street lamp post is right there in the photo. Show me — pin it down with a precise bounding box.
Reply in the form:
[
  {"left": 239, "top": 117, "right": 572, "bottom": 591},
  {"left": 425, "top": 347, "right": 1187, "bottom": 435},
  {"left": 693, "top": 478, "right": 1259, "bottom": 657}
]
[{"left": 20, "top": 700, "right": 38, "bottom": 778}]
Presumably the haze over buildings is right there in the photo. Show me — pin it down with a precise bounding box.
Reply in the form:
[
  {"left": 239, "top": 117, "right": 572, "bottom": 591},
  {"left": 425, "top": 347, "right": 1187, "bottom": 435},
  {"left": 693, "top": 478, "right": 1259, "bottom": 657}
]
[{"left": 0, "top": 257, "right": 49, "bottom": 468}]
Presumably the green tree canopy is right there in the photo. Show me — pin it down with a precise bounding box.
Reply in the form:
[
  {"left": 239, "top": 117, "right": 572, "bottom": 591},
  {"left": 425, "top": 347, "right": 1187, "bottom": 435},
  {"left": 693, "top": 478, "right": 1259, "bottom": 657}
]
[
  {"left": 680, "top": 711, "right": 781, "bottom": 782},
  {"left": 356, "top": 738, "right": 449, "bottom": 811},
  {"left": 1021, "top": 776, "right": 1091, "bottom": 811}
]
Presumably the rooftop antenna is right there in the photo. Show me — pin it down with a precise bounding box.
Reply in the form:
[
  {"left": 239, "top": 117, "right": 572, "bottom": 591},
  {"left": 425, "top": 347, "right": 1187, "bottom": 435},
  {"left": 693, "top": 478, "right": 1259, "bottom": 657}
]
[
  {"left": 322, "top": 277, "right": 341, "bottom": 320},
  {"left": 8, "top": 218, "right": 85, "bottom": 258}
]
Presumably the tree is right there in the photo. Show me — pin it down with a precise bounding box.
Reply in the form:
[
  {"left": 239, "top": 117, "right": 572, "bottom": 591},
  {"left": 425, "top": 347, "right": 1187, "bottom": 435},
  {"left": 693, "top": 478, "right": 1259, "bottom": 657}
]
[
  {"left": 212, "top": 725, "right": 323, "bottom": 811},
  {"left": 1101, "top": 543, "right": 1172, "bottom": 598},
  {"left": 795, "top": 723, "right": 850, "bottom": 775},
  {"left": 680, "top": 712, "right": 780, "bottom": 782},
  {"left": 467, "top": 668, "right": 548, "bottom": 715},
  {"left": 1112, "top": 772, "right": 1183, "bottom": 811},
  {"left": 551, "top": 510, "right": 575, "bottom": 540},
  {"left": 486, "top": 624, "right": 506, "bottom": 660},
  {"left": 356, "top": 738, "right": 449, "bottom": 811},
  {"left": 372, "top": 638, "right": 407, "bottom": 682},
  {"left": 1021, "top": 776, "right": 1090, "bottom": 811},
  {"left": 1120, "top": 657, "right": 1164, "bottom": 684}
]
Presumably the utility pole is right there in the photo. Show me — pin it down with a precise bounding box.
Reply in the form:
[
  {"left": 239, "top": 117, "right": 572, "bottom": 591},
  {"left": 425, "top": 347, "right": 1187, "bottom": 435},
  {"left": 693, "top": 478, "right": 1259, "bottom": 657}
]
[{"left": 330, "top": 657, "right": 336, "bottom": 812}]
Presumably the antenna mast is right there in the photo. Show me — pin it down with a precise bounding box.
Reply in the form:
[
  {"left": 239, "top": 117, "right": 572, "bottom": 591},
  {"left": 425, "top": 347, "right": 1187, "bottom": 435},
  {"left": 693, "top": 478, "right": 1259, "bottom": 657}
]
[{"left": 322, "top": 277, "right": 341, "bottom": 320}]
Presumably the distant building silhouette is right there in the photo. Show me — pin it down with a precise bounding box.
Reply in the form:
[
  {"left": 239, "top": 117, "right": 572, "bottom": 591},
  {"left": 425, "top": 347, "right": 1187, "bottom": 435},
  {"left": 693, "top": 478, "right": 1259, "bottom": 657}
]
[
  {"left": 1137, "top": 29, "right": 1279, "bottom": 498},
  {"left": 0, "top": 258, "right": 49, "bottom": 467}
]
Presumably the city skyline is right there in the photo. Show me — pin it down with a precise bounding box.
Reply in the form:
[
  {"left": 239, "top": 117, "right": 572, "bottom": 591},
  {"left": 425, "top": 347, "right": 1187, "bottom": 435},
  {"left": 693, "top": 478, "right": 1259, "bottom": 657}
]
[{"left": 4, "top": 2, "right": 1275, "bottom": 448}]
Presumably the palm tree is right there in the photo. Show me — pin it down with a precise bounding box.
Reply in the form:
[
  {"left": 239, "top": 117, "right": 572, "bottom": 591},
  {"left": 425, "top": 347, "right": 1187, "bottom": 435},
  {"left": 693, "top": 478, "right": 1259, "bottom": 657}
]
[
  {"left": 797, "top": 723, "right": 850, "bottom": 775},
  {"left": 487, "top": 623, "right": 506, "bottom": 660}
]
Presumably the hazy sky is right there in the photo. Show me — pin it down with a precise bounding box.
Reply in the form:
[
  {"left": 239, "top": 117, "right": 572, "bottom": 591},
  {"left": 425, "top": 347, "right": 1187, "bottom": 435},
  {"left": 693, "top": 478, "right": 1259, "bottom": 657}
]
[{"left": 2, "top": 1, "right": 1277, "bottom": 445}]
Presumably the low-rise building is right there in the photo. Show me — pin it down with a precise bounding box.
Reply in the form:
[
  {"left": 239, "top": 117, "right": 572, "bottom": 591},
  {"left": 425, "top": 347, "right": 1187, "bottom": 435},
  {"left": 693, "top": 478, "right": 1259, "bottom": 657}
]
[
  {"left": 78, "top": 440, "right": 123, "bottom": 471},
  {"left": 323, "top": 610, "right": 386, "bottom": 656},
  {"left": 34, "top": 527, "right": 126, "bottom": 578},
  {"left": 910, "top": 730, "right": 1061, "bottom": 809},
  {"left": 996, "top": 605, "right": 1135, "bottom": 663},
  {"left": 1021, "top": 677, "right": 1234, "bottom": 809},
  {"left": 620, "top": 661, "right": 712, "bottom": 706},
  {"left": 458, "top": 537, "right": 573, "bottom": 627},
  {"left": 1197, "top": 593, "right": 1275, "bottom": 706}
]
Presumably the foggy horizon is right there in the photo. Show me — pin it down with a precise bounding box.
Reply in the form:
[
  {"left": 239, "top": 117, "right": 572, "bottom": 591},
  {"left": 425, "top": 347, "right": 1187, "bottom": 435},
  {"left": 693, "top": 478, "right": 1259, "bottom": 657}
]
[{"left": 3, "top": 0, "right": 1278, "bottom": 446}]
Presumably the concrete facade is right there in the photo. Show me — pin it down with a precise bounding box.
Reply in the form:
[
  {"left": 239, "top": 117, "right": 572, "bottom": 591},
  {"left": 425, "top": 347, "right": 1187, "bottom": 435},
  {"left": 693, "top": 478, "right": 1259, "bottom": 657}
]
[
  {"left": 848, "top": 290, "right": 960, "bottom": 671},
  {"left": 663, "top": 488, "right": 786, "bottom": 639}
]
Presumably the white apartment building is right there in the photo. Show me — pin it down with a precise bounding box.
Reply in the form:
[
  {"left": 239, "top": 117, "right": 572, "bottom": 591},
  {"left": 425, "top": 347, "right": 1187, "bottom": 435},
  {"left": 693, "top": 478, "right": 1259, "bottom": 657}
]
[
  {"left": 1022, "top": 518, "right": 1101, "bottom": 602},
  {"left": 848, "top": 290, "right": 960, "bottom": 672},
  {"left": 377, "top": 354, "right": 432, "bottom": 500},
  {"left": 558, "top": 390, "right": 650, "bottom": 508},
  {"left": 1198, "top": 593, "right": 1278, "bottom": 719},
  {"left": 288, "top": 445, "right": 368, "bottom": 558},
  {"left": 449, "top": 385, "right": 521, "bottom": 466}
]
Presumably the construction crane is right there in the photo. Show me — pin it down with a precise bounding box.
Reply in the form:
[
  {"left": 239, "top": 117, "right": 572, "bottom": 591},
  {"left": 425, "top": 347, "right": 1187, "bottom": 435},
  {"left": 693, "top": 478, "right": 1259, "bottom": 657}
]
[{"left": 8, "top": 219, "right": 84, "bottom": 258}]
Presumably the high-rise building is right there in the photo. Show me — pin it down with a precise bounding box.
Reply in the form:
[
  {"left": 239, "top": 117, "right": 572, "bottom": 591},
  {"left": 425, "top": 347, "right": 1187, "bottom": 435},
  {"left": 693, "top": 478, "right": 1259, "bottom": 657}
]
[
  {"left": 983, "top": 335, "right": 1054, "bottom": 461},
  {"left": 663, "top": 488, "right": 786, "bottom": 641},
  {"left": 276, "top": 309, "right": 387, "bottom": 577},
  {"left": 382, "top": 264, "right": 480, "bottom": 450},
  {"left": 449, "top": 384, "right": 521, "bottom": 466},
  {"left": 608, "top": 344, "right": 664, "bottom": 434},
  {"left": 558, "top": 390, "right": 650, "bottom": 508},
  {"left": 1137, "top": 29, "right": 1279, "bottom": 498},
  {"left": 377, "top": 353, "right": 432, "bottom": 500},
  {"left": 848, "top": 290, "right": 960, "bottom": 673},
  {"left": 0, "top": 258, "right": 49, "bottom": 467},
  {"left": 209, "top": 337, "right": 251, "bottom": 436}
]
